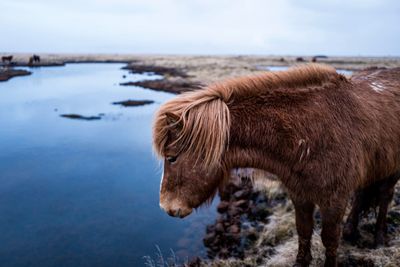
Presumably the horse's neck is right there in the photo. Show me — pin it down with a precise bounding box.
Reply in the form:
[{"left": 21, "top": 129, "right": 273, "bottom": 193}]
[
  {"left": 224, "top": 147, "right": 266, "bottom": 169},
  {"left": 225, "top": 106, "right": 285, "bottom": 170},
  {"left": 223, "top": 146, "right": 294, "bottom": 183},
  {"left": 223, "top": 108, "right": 299, "bottom": 182}
]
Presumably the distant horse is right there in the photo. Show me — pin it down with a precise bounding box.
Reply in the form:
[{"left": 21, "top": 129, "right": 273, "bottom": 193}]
[
  {"left": 29, "top": 55, "right": 40, "bottom": 65},
  {"left": 33, "top": 54, "right": 40, "bottom": 63},
  {"left": 1, "top": 55, "right": 13, "bottom": 64},
  {"left": 312, "top": 55, "right": 328, "bottom": 63},
  {"left": 153, "top": 64, "right": 400, "bottom": 267}
]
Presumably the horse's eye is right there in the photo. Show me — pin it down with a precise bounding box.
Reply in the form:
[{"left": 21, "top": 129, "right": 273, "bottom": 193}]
[{"left": 166, "top": 156, "right": 177, "bottom": 163}]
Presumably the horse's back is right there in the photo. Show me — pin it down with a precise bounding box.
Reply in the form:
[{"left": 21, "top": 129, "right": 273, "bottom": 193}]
[
  {"left": 351, "top": 67, "right": 400, "bottom": 94},
  {"left": 351, "top": 67, "right": 400, "bottom": 114},
  {"left": 350, "top": 68, "right": 400, "bottom": 183}
]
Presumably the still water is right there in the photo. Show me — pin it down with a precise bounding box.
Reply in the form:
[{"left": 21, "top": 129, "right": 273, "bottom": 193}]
[{"left": 0, "top": 64, "right": 217, "bottom": 267}]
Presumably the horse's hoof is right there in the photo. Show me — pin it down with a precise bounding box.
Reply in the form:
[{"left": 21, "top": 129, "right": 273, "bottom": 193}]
[
  {"left": 324, "top": 256, "right": 337, "bottom": 267},
  {"left": 293, "top": 256, "right": 311, "bottom": 267},
  {"left": 293, "top": 263, "right": 309, "bottom": 267},
  {"left": 374, "top": 233, "right": 386, "bottom": 248}
]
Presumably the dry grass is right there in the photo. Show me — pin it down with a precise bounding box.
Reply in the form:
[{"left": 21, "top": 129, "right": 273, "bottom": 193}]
[
  {"left": 206, "top": 181, "right": 400, "bottom": 267},
  {"left": 144, "top": 246, "right": 184, "bottom": 267}
]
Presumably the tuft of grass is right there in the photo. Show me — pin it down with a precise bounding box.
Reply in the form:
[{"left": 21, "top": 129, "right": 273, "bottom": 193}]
[{"left": 144, "top": 246, "right": 186, "bottom": 267}]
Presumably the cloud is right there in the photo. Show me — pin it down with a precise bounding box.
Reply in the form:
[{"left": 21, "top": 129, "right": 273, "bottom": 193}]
[{"left": 0, "top": 0, "right": 399, "bottom": 55}]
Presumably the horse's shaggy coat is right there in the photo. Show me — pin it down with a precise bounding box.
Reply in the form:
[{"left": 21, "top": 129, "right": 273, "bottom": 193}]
[{"left": 153, "top": 64, "right": 400, "bottom": 267}]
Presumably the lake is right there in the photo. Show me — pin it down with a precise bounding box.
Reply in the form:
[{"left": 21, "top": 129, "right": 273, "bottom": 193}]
[{"left": 0, "top": 64, "right": 218, "bottom": 267}]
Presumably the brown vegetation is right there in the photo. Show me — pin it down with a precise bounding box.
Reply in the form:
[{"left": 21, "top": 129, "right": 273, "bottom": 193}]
[
  {"left": 123, "top": 64, "right": 189, "bottom": 78},
  {"left": 112, "top": 99, "right": 154, "bottom": 107},
  {"left": 60, "top": 114, "right": 102, "bottom": 120},
  {"left": 0, "top": 68, "right": 31, "bottom": 81},
  {"left": 121, "top": 79, "right": 201, "bottom": 94}
]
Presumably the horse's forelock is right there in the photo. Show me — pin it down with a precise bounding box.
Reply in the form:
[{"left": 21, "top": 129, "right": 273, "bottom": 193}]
[{"left": 152, "top": 89, "right": 231, "bottom": 168}]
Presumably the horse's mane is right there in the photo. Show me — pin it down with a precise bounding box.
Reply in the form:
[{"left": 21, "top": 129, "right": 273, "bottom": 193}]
[{"left": 152, "top": 64, "right": 340, "bottom": 168}]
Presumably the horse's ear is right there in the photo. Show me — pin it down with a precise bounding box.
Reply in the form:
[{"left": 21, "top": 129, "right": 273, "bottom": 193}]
[{"left": 165, "top": 112, "right": 180, "bottom": 126}]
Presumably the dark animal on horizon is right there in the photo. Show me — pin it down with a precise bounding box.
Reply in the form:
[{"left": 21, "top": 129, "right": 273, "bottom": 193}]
[
  {"left": 152, "top": 64, "right": 400, "bottom": 267},
  {"left": 33, "top": 54, "right": 40, "bottom": 63},
  {"left": 312, "top": 55, "right": 329, "bottom": 63},
  {"left": 29, "top": 55, "right": 40, "bottom": 65},
  {"left": 1, "top": 55, "right": 13, "bottom": 63}
]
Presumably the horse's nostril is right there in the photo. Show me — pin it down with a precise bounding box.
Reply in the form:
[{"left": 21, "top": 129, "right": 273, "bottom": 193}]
[
  {"left": 164, "top": 206, "right": 192, "bottom": 218},
  {"left": 165, "top": 208, "right": 182, "bottom": 217},
  {"left": 166, "top": 209, "right": 175, "bottom": 217}
]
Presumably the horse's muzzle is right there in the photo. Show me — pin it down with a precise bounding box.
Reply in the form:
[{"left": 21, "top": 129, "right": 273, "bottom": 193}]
[{"left": 159, "top": 200, "right": 193, "bottom": 218}]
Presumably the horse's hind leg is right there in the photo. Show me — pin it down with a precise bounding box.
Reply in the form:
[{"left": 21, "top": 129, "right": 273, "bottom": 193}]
[
  {"left": 343, "top": 189, "right": 365, "bottom": 242},
  {"left": 375, "top": 174, "right": 399, "bottom": 247},
  {"left": 292, "top": 199, "right": 315, "bottom": 267}
]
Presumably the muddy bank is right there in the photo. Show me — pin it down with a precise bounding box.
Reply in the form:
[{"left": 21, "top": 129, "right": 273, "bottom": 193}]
[
  {"left": 60, "top": 114, "right": 103, "bottom": 120},
  {"left": 112, "top": 99, "right": 154, "bottom": 107},
  {"left": 121, "top": 63, "right": 202, "bottom": 93},
  {"left": 0, "top": 68, "right": 31, "bottom": 82},
  {"left": 122, "top": 64, "right": 189, "bottom": 78},
  {"left": 15, "top": 62, "right": 66, "bottom": 67},
  {"left": 121, "top": 79, "right": 202, "bottom": 94}
]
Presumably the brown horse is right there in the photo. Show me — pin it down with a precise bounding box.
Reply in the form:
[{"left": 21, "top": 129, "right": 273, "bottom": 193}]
[
  {"left": 1, "top": 55, "right": 13, "bottom": 64},
  {"left": 28, "top": 55, "right": 40, "bottom": 65},
  {"left": 153, "top": 64, "right": 400, "bottom": 267},
  {"left": 33, "top": 54, "right": 40, "bottom": 63}
]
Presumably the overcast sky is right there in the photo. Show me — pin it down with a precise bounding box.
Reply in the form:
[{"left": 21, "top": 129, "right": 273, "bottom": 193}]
[{"left": 1, "top": 0, "right": 399, "bottom": 56}]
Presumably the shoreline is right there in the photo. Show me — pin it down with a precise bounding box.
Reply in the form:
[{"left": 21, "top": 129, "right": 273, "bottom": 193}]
[
  {"left": 0, "top": 68, "right": 31, "bottom": 81},
  {"left": 2, "top": 53, "right": 400, "bottom": 91}
]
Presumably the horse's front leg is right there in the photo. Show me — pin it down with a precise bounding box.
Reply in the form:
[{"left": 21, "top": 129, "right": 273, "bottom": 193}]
[
  {"left": 292, "top": 200, "right": 315, "bottom": 267},
  {"left": 320, "top": 201, "right": 347, "bottom": 267}
]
